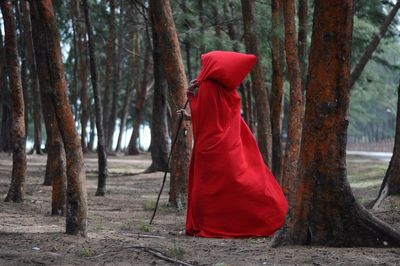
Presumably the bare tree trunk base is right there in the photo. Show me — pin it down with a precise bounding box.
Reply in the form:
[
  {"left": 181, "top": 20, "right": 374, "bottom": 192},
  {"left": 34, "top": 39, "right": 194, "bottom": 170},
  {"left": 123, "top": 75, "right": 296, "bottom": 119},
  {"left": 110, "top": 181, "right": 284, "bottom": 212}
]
[
  {"left": 145, "top": 163, "right": 169, "bottom": 173},
  {"left": 4, "top": 191, "right": 23, "bottom": 203},
  {"left": 95, "top": 188, "right": 106, "bottom": 196},
  {"left": 272, "top": 203, "right": 400, "bottom": 247},
  {"left": 51, "top": 208, "right": 64, "bottom": 216}
]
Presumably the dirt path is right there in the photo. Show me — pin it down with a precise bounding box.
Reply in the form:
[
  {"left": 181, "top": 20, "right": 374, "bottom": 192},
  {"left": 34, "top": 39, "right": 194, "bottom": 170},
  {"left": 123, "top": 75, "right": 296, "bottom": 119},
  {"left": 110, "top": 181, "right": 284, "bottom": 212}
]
[{"left": 0, "top": 153, "right": 399, "bottom": 265}]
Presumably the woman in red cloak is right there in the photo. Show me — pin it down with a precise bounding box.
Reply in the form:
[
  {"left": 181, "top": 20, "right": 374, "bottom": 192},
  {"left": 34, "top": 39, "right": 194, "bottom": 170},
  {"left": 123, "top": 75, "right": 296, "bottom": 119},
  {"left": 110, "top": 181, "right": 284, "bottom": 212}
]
[{"left": 181, "top": 51, "right": 288, "bottom": 238}]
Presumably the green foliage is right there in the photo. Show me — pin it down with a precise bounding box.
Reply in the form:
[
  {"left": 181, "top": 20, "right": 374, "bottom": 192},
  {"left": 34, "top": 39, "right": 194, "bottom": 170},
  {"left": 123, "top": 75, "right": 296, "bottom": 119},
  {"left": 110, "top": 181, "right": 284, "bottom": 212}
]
[
  {"left": 47, "top": 0, "right": 400, "bottom": 146},
  {"left": 168, "top": 240, "right": 186, "bottom": 261},
  {"left": 79, "top": 246, "right": 95, "bottom": 257},
  {"left": 138, "top": 219, "right": 152, "bottom": 232}
]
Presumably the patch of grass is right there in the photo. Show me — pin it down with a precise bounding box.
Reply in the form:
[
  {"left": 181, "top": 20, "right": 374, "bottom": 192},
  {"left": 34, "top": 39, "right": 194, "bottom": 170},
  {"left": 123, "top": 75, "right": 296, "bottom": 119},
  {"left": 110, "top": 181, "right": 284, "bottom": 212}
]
[
  {"left": 168, "top": 242, "right": 185, "bottom": 261},
  {"left": 142, "top": 201, "right": 176, "bottom": 214},
  {"left": 143, "top": 200, "right": 156, "bottom": 211},
  {"left": 94, "top": 222, "right": 103, "bottom": 231},
  {"left": 121, "top": 220, "right": 133, "bottom": 231},
  {"left": 139, "top": 219, "right": 152, "bottom": 232},
  {"left": 79, "top": 246, "right": 95, "bottom": 257},
  {"left": 214, "top": 263, "right": 227, "bottom": 266}
]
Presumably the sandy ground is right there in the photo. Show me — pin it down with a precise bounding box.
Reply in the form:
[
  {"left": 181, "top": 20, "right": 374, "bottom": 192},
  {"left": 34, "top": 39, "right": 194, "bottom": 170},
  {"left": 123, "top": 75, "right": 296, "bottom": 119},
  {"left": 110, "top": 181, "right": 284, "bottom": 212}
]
[{"left": 0, "top": 152, "right": 399, "bottom": 266}]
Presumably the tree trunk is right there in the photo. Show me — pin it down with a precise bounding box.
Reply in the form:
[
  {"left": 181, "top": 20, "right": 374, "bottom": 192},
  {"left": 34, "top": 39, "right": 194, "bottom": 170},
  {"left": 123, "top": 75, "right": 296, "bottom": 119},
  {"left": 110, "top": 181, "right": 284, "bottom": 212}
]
[
  {"left": 2, "top": 0, "right": 27, "bottom": 203},
  {"left": 30, "top": 0, "right": 88, "bottom": 236},
  {"left": 127, "top": 35, "right": 151, "bottom": 156},
  {"left": 41, "top": 92, "right": 67, "bottom": 214},
  {"left": 70, "top": 26, "right": 79, "bottom": 122},
  {"left": 115, "top": 30, "right": 136, "bottom": 153},
  {"left": 241, "top": 0, "right": 272, "bottom": 167},
  {"left": 72, "top": 0, "right": 88, "bottom": 153},
  {"left": 350, "top": 1, "right": 400, "bottom": 88},
  {"left": 297, "top": 0, "right": 308, "bottom": 87},
  {"left": 273, "top": 0, "right": 400, "bottom": 247},
  {"left": 0, "top": 82, "right": 12, "bottom": 153},
  {"left": 270, "top": 0, "right": 285, "bottom": 181},
  {"left": 0, "top": 29, "right": 12, "bottom": 153},
  {"left": 198, "top": 0, "right": 205, "bottom": 55},
  {"left": 372, "top": 81, "right": 400, "bottom": 208},
  {"left": 88, "top": 100, "right": 95, "bottom": 152},
  {"left": 15, "top": 2, "right": 28, "bottom": 139},
  {"left": 102, "top": 0, "right": 116, "bottom": 149},
  {"left": 126, "top": 30, "right": 142, "bottom": 155},
  {"left": 82, "top": 0, "right": 109, "bottom": 196},
  {"left": 107, "top": 5, "right": 123, "bottom": 152},
  {"left": 149, "top": 0, "right": 192, "bottom": 209},
  {"left": 281, "top": 0, "right": 303, "bottom": 196},
  {"left": 146, "top": 29, "right": 170, "bottom": 173},
  {"left": 21, "top": 0, "right": 42, "bottom": 155}
]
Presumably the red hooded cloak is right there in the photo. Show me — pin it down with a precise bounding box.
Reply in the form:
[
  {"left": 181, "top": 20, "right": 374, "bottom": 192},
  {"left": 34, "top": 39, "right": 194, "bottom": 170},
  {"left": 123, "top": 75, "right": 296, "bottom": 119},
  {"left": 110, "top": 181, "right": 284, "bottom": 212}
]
[{"left": 186, "top": 51, "right": 288, "bottom": 238}]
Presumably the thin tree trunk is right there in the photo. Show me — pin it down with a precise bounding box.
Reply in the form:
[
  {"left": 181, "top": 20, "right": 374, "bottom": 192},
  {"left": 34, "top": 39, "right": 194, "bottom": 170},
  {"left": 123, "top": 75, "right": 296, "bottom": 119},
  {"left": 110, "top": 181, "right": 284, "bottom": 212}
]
[
  {"left": 88, "top": 99, "right": 95, "bottom": 151},
  {"left": 198, "top": 0, "right": 205, "bottom": 55},
  {"left": 273, "top": 0, "right": 400, "bottom": 247},
  {"left": 297, "top": 0, "right": 308, "bottom": 87},
  {"left": 71, "top": 26, "right": 79, "bottom": 121},
  {"left": 350, "top": 1, "right": 400, "bottom": 88},
  {"left": 21, "top": 0, "right": 42, "bottom": 155},
  {"left": 146, "top": 29, "right": 170, "bottom": 173},
  {"left": 241, "top": 0, "right": 273, "bottom": 167},
  {"left": 102, "top": 0, "right": 116, "bottom": 149},
  {"left": 15, "top": 2, "right": 28, "bottom": 139},
  {"left": 245, "top": 81, "right": 255, "bottom": 133},
  {"left": 30, "top": 0, "right": 88, "bottom": 236},
  {"left": 72, "top": 0, "right": 89, "bottom": 153},
  {"left": 149, "top": 0, "right": 192, "bottom": 209},
  {"left": 270, "top": 0, "right": 285, "bottom": 181},
  {"left": 2, "top": 0, "right": 27, "bottom": 203},
  {"left": 372, "top": 81, "right": 400, "bottom": 208},
  {"left": 82, "top": 0, "right": 109, "bottom": 196},
  {"left": 238, "top": 84, "right": 248, "bottom": 123},
  {"left": 126, "top": 29, "right": 142, "bottom": 155},
  {"left": 281, "top": 0, "right": 303, "bottom": 196},
  {"left": 115, "top": 32, "right": 136, "bottom": 153},
  {"left": 127, "top": 35, "right": 151, "bottom": 155},
  {"left": 107, "top": 4, "right": 123, "bottom": 152},
  {"left": 0, "top": 29, "right": 13, "bottom": 153}
]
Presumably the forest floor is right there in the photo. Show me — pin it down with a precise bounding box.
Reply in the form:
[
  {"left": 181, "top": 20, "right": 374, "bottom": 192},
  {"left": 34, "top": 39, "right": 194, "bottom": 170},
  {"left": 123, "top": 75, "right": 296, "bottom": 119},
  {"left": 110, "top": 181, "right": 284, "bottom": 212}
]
[{"left": 0, "top": 152, "right": 399, "bottom": 266}]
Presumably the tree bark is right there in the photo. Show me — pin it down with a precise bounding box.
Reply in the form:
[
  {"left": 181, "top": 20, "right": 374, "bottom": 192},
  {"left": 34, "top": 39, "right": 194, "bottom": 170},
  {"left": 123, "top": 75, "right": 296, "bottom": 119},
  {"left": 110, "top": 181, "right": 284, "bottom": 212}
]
[
  {"left": 149, "top": 0, "right": 192, "bottom": 209},
  {"left": 107, "top": 3, "right": 123, "bottom": 152},
  {"left": 21, "top": 0, "right": 42, "bottom": 155},
  {"left": 372, "top": 81, "right": 400, "bottom": 208},
  {"left": 82, "top": 0, "right": 109, "bottom": 196},
  {"left": 72, "top": 0, "right": 88, "bottom": 153},
  {"left": 241, "top": 0, "right": 272, "bottom": 167},
  {"left": 281, "top": 0, "right": 303, "bottom": 196},
  {"left": 297, "top": 0, "right": 308, "bottom": 87},
  {"left": 146, "top": 29, "right": 170, "bottom": 173},
  {"left": 30, "top": 0, "right": 88, "bottom": 236},
  {"left": 126, "top": 29, "right": 142, "bottom": 155},
  {"left": 273, "top": 0, "right": 400, "bottom": 247},
  {"left": 2, "top": 0, "right": 27, "bottom": 203},
  {"left": 102, "top": 0, "right": 116, "bottom": 149},
  {"left": 350, "top": 1, "right": 400, "bottom": 88},
  {"left": 15, "top": 2, "right": 28, "bottom": 139},
  {"left": 0, "top": 29, "right": 12, "bottom": 153},
  {"left": 270, "top": 0, "right": 285, "bottom": 181},
  {"left": 41, "top": 92, "right": 67, "bottom": 214},
  {"left": 88, "top": 100, "right": 95, "bottom": 152},
  {"left": 115, "top": 30, "right": 136, "bottom": 153},
  {"left": 127, "top": 35, "right": 151, "bottom": 156}
]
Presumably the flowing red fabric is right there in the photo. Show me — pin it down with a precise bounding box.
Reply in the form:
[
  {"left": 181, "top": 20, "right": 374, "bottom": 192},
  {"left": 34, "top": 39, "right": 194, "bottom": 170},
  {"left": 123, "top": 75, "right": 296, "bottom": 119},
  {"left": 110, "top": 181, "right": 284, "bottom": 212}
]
[{"left": 186, "top": 51, "right": 288, "bottom": 238}]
